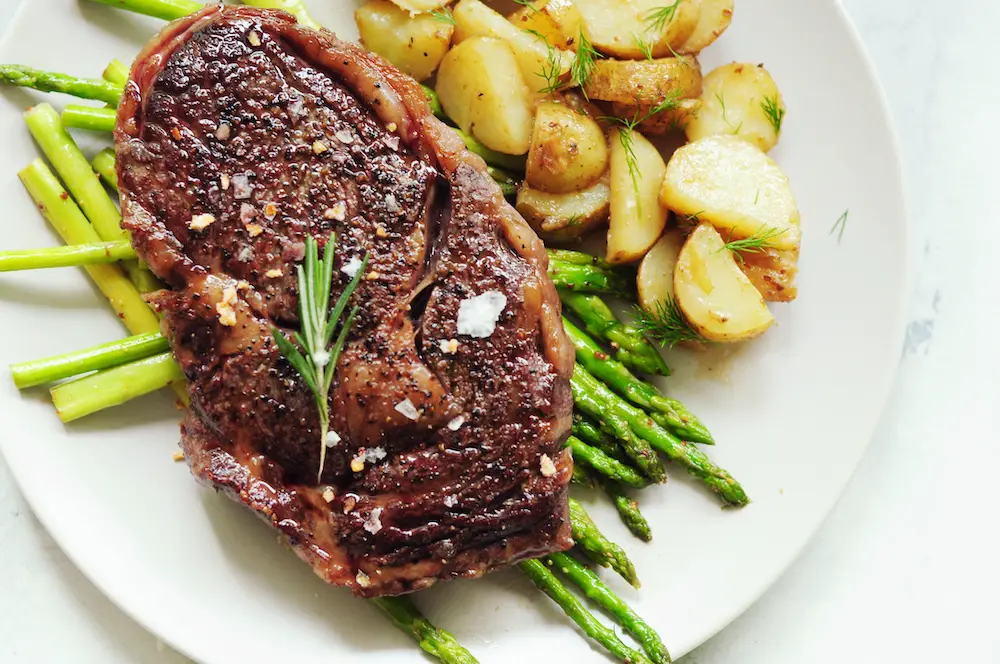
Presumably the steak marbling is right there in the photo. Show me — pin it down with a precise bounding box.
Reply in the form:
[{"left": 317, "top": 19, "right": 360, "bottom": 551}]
[{"left": 115, "top": 5, "right": 574, "bottom": 597}]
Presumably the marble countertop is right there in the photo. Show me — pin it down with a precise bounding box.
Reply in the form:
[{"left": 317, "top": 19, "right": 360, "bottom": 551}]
[{"left": 2, "top": 0, "right": 997, "bottom": 661}]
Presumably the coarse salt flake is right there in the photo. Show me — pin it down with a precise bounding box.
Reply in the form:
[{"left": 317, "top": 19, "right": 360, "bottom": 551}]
[
  {"left": 265, "top": 268, "right": 283, "bottom": 278},
  {"left": 237, "top": 245, "right": 254, "bottom": 262},
  {"left": 443, "top": 495, "right": 458, "bottom": 507},
  {"left": 384, "top": 194, "right": 399, "bottom": 214},
  {"left": 324, "top": 201, "right": 346, "bottom": 221},
  {"left": 363, "top": 507, "right": 384, "bottom": 534},
  {"left": 384, "top": 135, "right": 400, "bottom": 151},
  {"left": 540, "top": 454, "right": 557, "bottom": 477},
  {"left": 325, "top": 430, "right": 341, "bottom": 447},
  {"left": 447, "top": 415, "right": 465, "bottom": 431},
  {"left": 355, "top": 571, "right": 371, "bottom": 588},
  {"left": 322, "top": 487, "right": 335, "bottom": 503},
  {"left": 335, "top": 129, "right": 354, "bottom": 144},
  {"left": 456, "top": 291, "right": 507, "bottom": 338},
  {"left": 215, "top": 123, "right": 231, "bottom": 141},
  {"left": 394, "top": 398, "right": 420, "bottom": 421},
  {"left": 438, "top": 338, "right": 459, "bottom": 354},
  {"left": 341, "top": 256, "right": 363, "bottom": 278},
  {"left": 233, "top": 175, "right": 252, "bottom": 200},
  {"left": 188, "top": 213, "right": 215, "bottom": 231},
  {"left": 220, "top": 174, "right": 230, "bottom": 190}
]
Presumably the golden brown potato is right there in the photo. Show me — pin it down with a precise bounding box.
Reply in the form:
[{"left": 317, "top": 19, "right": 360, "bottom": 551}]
[
  {"left": 526, "top": 101, "right": 608, "bottom": 193},
  {"left": 676, "top": 0, "right": 734, "bottom": 54},
  {"left": 607, "top": 127, "right": 668, "bottom": 264},
  {"left": 571, "top": 0, "right": 699, "bottom": 59},
  {"left": 385, "top": 0, "right": 450, "bottom": 12},
  {"left": 686, "top": 62, "right": 787, "bottom": 152},
  {"left": 452, "top": 0, "right": 575, "bottom": 94},
  {"left": 735, "top": 245, "right": 799, "bottom": 302},
  {"left": 583, "top": 56, "right": 702, "bottom": 105},
  {"left": 436, "top": 37, "right": 534, "bottom": 155},
  {"left": 675, "top": 223, "right": 774, "bottom": 342},
  {"left": 637, "top": 229, "right": 685, "bottom": 313},
  {"left": 660, "top": 135, "right": 801, "bottom": 250},
  {"left": 516, "top": 175, "right": 610, "bottom": 242},
  {"left": 610, "top": 98, "right": 700, "bottom": 136},
  {"left": 506, "top": 0, "right": 583, "bottom": 50},
  {"left": 355, "top": 0, "right": 453, "bottom": 82}
]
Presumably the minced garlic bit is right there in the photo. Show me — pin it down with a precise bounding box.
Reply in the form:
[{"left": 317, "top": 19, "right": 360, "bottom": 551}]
[
  {"left": 312, "top": 140, "right": 328, "bottom": 154},
  {"left": 341, "top": 256, "right": 363, "bottom": 278},
  {"left": 343, "top": 495, "right": 357, "bottom": 513},
  {"left": 324, "top": 201, "right": 347, "bottom": 221},
  {"left": 263, "top": 202, "right": 278, "bottom": 219},
  {"left": 394, "top": 398, "right": 420, "bottom": 421},
  {"left": 322, "top": 487, "right": 335, "bottom": 503},
  {"left": 215, "top": 123, "right": 231, "bottom": 141},
  {"left": 350, "top": 452, "right": 366, "bottom": 473},
  {"left": 170, "top": 126, "right": 182, "bottom": 141},
  {"left": 456, "top": 291, "right": 507, "bottom": 338},
  {"left": 188, "top": 213, "right": 216, "bottom": 232},
  {"left": 356, "top": 571, "right": 371, "bottom": 588},
  {"left": 335, "top": 129, "right": 354, "bottom": 144},
  {"left": 386, "top": 122, "right": 397, "bottom": 132},
  {"left": 216, "top": 301, "right": 237, "bottom": 327},
  {"left": 265, "top": 268, "right": 283, "bottom": 278},
  {"left": 247, "top": 30, "right": 261, "bottom": 46},
  {"left": 245, "top": 223, "right": 263, "bottom": 237},
  {"left": 375, "top": 225, "right": 388, "bottom": 238},
  {"left": 363, "top": 507, "right": 384, "bottom": 534},
  {"left": 447, "top": 415, "right": 465, "bottom": 431},
  {"left": 220, "top": 174, "right": 230, "bottom": 190},
  {"left": 222, "top": 285, "right": 238, "bottom": 305},
  {"left": 540, "top": 454, "right": 557, "bottom": 477},
  {"left": 438, "top": 338, "right": 459, "bottom": 354},
  {"left": 236, "top": 280, "right": 250, "bottom": 291},
  {"left": 365, "top": 270, "right": 380, "bottom": 281},
  {"left": 325, "top": 431, "right": 341, "bottom": 448},
  {"left": 172, "top": 450, "right": 185, "bottom": 462}
]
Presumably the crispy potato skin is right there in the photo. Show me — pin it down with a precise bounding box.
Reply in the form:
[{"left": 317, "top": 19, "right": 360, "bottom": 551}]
[
  {"left": 436, "top": 37, "right": 534, "bottom": 154},
  {"left": 584, "top": 57, "right": 702, "bottom": 104},
  {"left": 686, "top": 62, "right": 786, "bottom": 152},
  {"left": 610, "top": 98, "right": 701, "bottom": 136},
  {"left": 607, "top": 127, "right": 668, "bottom": 264},
  {"left": 676, "top": 0, "right": 734, "bottom": 54},
  {"left": 736, "top": 245, "right": 799, "bottom": 302},
  {"left": 527, "top": 102, "right": 608, "bottom": 193},
  {"left": 516, "top": 175, "right": 610, "bottom": 242},
  {"left": 572, "top": 0, "right": 699, "bottom": 59},
  {"left": 355, "top": 0, "right": 453, "bottom": 81}
]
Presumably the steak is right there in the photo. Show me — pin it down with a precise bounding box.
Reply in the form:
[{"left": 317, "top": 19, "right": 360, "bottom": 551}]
[{"left": 115, "top": 5, "right": 574, "bottom": 597}]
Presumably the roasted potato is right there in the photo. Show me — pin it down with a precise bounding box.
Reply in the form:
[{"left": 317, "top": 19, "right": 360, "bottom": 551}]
[
  {"left": 736, "top": 245, "right": 799, "bottom": 302},
  {"left": 660, "top": 135, "right": 801, "bottom": 250},
  {"left": 675, "top": 223, "right": 774, "bottom": 342},
  {"left": 607, "top": 127, "right": 668, "bottom": 264},
  {"left": 686, "top": 63, "right": 786, "bottom": 152},
  {"left": 526, "top": 101, "right": 608, "bottom": 193},
  {"left": 436, "top": 37, "right": 534, "bottom": 155},
  {"left": 583, "top": 56, "right": 702, "bottom": 105},
  {"left": 610, "top": 98, "right": 700, "bottom": 136},
  {"left": 516, "top": 175, "right": 610, "bottom": 242},
  {"left": 355, "top": 0, "right": 453, "bottom": 82},
  {"left": 452, "top": 0, "right": 575, "bottom": 94},
  {"left": 385, "top": 0, "right": 450, "bottom": 12},
  {"left": 637, "top": 229, "right": 685, "bottom": 312},
  {"left": 676, "top": 0, "right": 734, "bottom": 54},
  {"left": 507, "top": 0, "right": 583, "bottom": 50},
  {"left": 571, "top": 0, "right": 699, "bottom": 59}
]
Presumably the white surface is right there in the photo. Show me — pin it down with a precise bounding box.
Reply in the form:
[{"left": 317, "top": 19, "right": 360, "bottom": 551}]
[{"left": 0, "top": 2, "right": 986, "bottom": 664}]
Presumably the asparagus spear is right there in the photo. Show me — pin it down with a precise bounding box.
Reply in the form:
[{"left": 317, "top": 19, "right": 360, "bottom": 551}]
[
  {"left": 568, "top": 498, "right": 638, "bottom": 588},
  {"left": 11, "top": 331, "right": 168, "bottom": 389},
  {"left": 0, "top": 65, "right": 122, "bottom": 105},
  {"left": 372, "top": 597, "right": 480, "bottom": 664},
  {"left": 519, "top": 559, "right": 652, "bottom": 664},
  {"left": 84, "top": 0, "right": 200, "bottom": 20},
  {"left": 421, "top": 84, "right": 447, "bottom": 121},
  {"left": 571, "top": 372, "right": 666, "bottom": 483},
  {"left": 92, "top": 148, "right": 119, "bottom": 192},
  {"left": 564, "top": 318, "right": 714, "bottom": 445},
  {"left": 0, "top": 240, "right": 135, "bottom": 272},
  {"left": 50, "top": 352, "right": 183, "bottom": 422},
  {"left": 567, "top": 436, "right": 647, "bottom": 489},
  {"left": 573, "top": 365, "right": 748, "bottom": 506},
  {"left": 62, "top": 105, "right": 116, "bottom": 133},
  {"left": 17, "top": 160, "right": 159, "bottom": 335},
  {"left": 487, "top": 166, "right": 519, "bottom": 197},
  {"left": 600, "top": 479, "right": 653, "bottom": 542},
  {"left": 102, "top": 59, "right": 130, "bottom": 87},
  {"left": 453, "top": 128, "right": 527, "bottom": 173},
  {"left": 560, "top": 289, "right": 669, "bottom": 376},
  {"left": 571, "top": 464, "right": 594, "bottom": 488},
  {"left": 546, "top": 552, "right": 668, "bottom": 664},
  {"left": 548, "top": 261, "right": 637, "bottom": 299},
  {"left": 546, "top": 249, "right": 617, "bottom": 270},
  {"left": 240, "top": 0, "right": 321, "bottom": 28}
]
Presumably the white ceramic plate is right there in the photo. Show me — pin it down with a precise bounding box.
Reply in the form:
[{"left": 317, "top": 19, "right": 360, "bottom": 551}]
[{"left": 0, "top": 1, "right": 907, "bottom": 662}]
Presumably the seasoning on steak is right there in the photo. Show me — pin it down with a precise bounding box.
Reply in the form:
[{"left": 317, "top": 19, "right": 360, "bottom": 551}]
[{"left": 115, "top": 5, "right": 574, "bottom": 597}]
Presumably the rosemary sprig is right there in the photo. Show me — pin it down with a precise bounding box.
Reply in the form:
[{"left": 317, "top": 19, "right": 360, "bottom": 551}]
[
  {"left": 430, "top": 7, "right": 455, "bottom": 24},
  {"left": 721, "top": 226, "right": 788, "bottom": 262},
  {"left": 571, "top": 29, "right": 599, "bottom": 89},
  {"left": 632, "top": 296, "right": 707, "bottom": 348},
  {"left": 761, "top": 94, "right": 785, "bottom": 134},
  {"left": 271, "top": 233, "right": 367, "bottom": 482},
  {"left": 830, "top": 209, "right": 848, "bottom": 243},
  {"left": 526, "top": 29, "right": 563, "bottom": 94},
  {"left": 644, "top": 2, "right": 682, "bottom": 34}
]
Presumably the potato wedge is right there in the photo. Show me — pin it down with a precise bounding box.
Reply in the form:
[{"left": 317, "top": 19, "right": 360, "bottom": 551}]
[
  {"left": 436, "top": 37, "right": 534, "bottom": 155},
  {"left": 686, "top": 63, "right": 786, "bottom": 152},
  {"left": 516, "top": 175, "right": 610, "bottom": 242},
  {"left": 583, "top": 57, "right": 702, "bottom": 105},
  {"left": 386, "top": 0, "right": 450, "bottom": 12},
  {"left": 452, "top": 0, "right": 575, "bottom": 94},
  {"left": 638, "top": 229, "right": 685, "bottom": 312},
  {"left": 526, "top": 101, "right": 608, "bottom": 193},
  {"left": 675, "top": 223, "right": 774, "bottom": 342},
  {"left": 610, "top": 98, "right": 700, "bottom": 136},
  {"left": 507, "top": 0, "right": 584, "bottom": 50},
  {"left": 676, "top": 0, "right": 734, "bottom": 54},
  {"left": 572, "top": 0, "right": 699, "bottom": 59},
  {"left": 736, "top": 245, "right": 799, "bottom": 302},
  {"left": 607, "top": 128, "right": 668, "bottom": 264},
  {"left": 355, "top": 0, "right": 453, "bottom": 82},
  {"left": 660, "top": 135, "right": 801, "bottom": 250}
]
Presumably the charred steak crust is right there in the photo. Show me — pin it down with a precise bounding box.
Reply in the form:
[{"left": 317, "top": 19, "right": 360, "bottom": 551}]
[{"left": 116, "top": 6, "right": 575, "bottom": 596}]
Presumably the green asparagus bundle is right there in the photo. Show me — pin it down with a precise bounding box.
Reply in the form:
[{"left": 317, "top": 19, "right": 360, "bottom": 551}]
[{"left": 0, "top": 65, "right": 122, "bottom": 105}]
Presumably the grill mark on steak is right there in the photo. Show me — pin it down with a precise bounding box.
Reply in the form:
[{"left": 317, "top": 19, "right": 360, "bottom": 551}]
[{"left": 116, "top": 6, "right": 574, "bottom": 596}]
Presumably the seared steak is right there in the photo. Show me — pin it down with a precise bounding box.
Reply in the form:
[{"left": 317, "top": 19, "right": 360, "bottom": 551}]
[{"left": 116, "top": 6, "right": 574, "bottom": 597}]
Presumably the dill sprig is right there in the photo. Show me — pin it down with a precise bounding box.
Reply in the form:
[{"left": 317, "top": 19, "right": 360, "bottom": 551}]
[
  {"left": 721, "top": 226, "right": 788, "bottom": 262},
  {"left": 271, "top": 233, "right": 367, "bottom": 482},
  {"left": 761, "top": 94, "right": 785, "bottom": 134},
  {"left": 511, "top": 0, "right": 542, "bottom": 15},
  {"left": 715, "top": 92, "right": 743, "bottom": 134},
  {"left": 632, "top": 296, "right": 707, "bottom": 348},
  {"left": 526, "top": 29, "right": 563, "bottom": 93},
  {"left": 644, "top": 2, "right": 682, "bottom": 34},
  {"left": 830, "top": 210, "right": 848, "bottom": 243},
  {"left": 571, "top": 29, "right": 599, "bottom": 89},
  {"left": 633, "top": 32, "right": 655, "bottom": 60},
  {"left": 430, "top": 7, "right": 455, "bottom": 24}
]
